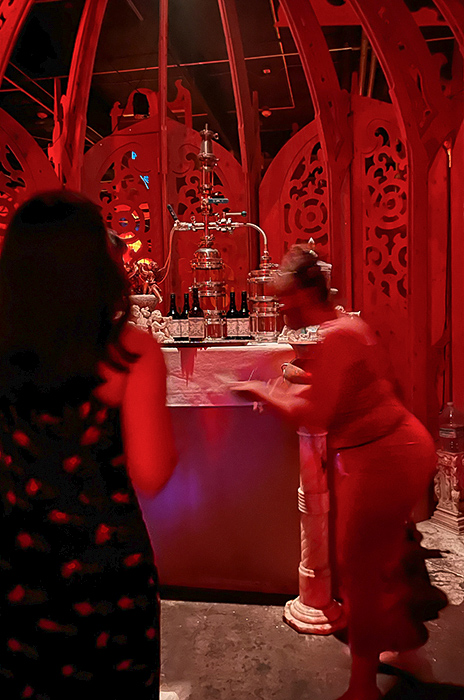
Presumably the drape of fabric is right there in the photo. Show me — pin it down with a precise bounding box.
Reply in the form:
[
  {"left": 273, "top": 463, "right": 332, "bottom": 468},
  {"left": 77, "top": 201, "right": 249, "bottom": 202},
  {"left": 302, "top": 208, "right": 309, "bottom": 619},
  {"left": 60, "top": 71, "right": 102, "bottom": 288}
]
[{"left": 0, "top": 394, "right": 159, "bottom": 700}]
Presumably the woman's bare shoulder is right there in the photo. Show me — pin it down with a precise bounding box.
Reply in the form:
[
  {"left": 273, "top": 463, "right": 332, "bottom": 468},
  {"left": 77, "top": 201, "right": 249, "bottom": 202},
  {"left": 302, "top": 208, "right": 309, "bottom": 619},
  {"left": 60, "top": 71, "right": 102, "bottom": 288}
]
[{"left": 95, "top": 326, "right": 163, "bottom": 406}]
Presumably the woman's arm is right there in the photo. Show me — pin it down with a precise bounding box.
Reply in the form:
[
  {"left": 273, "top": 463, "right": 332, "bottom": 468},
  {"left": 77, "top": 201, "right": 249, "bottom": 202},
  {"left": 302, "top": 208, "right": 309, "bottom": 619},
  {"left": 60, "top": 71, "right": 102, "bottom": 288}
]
[
  {"left": 121, "top": 332, "right": 177, "bottom": 497},
  {"left": 232, "top": 329, "right": 359, "bottom": 432}
]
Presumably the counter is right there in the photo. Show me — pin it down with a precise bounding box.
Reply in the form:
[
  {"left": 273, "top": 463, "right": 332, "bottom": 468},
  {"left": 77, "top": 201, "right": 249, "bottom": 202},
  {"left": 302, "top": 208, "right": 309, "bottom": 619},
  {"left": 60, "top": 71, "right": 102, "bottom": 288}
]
[{"left": 139, "top": 342, "right": 301, "bottom": 594}]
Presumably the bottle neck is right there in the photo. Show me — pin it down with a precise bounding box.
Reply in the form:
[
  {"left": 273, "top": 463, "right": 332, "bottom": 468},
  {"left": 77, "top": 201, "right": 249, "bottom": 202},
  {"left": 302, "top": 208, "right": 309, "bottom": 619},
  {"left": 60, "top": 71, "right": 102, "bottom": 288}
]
[{"left": 181, "top": 294, "right": 190, "bottom": 317}]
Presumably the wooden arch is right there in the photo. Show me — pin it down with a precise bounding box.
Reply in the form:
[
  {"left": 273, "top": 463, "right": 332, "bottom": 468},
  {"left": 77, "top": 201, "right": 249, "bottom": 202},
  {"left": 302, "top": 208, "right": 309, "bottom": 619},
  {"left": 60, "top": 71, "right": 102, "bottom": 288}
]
[
  {"left": 279, "top": 0, "right": 352, "bottom": 302},
  {"left": 0, "top": 0, "right": 34, "bottom": 86}
]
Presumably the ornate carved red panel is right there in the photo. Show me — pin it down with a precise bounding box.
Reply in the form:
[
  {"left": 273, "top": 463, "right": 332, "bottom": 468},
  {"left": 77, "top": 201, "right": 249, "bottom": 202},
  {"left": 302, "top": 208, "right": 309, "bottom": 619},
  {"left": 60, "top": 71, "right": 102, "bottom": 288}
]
[
  {"left": 82, "top": 115, "right": 164, "bottom": 270},
  {"left": 259, "top": 120, "right": 329, "bottom": 265},
  {"left": 351, "top": 96, "right": 410, "bottom": 393},
  {"left": 0, "top": 108, "right": 61, "bottom": 244},
  {"left": 82, "top": 90, "right": 247, "bottom": 306}
]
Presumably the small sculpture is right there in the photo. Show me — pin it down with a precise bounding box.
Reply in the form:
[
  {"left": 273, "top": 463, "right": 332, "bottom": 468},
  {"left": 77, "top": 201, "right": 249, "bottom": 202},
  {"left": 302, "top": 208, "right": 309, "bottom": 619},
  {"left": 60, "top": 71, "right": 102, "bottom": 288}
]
[
  {"left": 124, "top": 258, "right": 163, "bottom": 304},
  {"left": 129, "top": 304, "right": 141, "bottom": 327},
  {"left": 150, "top": 309, "right": 173, "bottom": 343}
]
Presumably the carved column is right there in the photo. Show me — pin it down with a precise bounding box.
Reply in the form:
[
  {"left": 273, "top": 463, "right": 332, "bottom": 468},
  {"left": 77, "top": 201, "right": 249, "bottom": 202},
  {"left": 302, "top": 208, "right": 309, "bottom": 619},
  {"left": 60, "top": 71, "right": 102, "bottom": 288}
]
[
  {"left": 432, "top": 449, "right": 464, "bottom": 534},
  {"left": 284, "top": 429, "right": 345, "bottom": 634}
]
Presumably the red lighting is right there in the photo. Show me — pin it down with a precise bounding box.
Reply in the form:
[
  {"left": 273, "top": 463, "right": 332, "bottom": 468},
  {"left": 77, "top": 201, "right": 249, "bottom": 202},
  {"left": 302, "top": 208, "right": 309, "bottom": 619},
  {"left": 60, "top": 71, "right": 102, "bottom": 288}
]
[{"left": 261, "top": 109, "right": 272, "bottom": 118}]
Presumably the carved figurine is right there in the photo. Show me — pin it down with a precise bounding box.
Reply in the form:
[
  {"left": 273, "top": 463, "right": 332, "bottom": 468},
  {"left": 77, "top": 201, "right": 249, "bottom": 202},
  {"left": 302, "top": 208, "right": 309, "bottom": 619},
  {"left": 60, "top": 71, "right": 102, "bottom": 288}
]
[
  {"left": 124, "top": 258, "right": 163, "bottom": 304},
  {"left": 150, "top": 309, "right": 173, "bottom": 343}
]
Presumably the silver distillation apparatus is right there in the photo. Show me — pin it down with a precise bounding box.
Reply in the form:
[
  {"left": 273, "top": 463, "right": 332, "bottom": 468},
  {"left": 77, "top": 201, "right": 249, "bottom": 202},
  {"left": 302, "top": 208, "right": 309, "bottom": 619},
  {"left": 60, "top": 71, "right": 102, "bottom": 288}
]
[{"left": 165, "top": 125, "right": 280, "bottom": 341}]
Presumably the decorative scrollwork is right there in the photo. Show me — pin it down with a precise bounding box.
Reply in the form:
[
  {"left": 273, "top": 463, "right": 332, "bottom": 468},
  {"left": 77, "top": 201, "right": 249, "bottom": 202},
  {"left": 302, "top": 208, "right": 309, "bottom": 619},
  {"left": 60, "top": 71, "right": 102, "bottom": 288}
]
[
  {"left": 282, "top": 141, "right": 329, "bottom": 258},
  {"left": 0, "top": 108, "right": 60, "bottom": 245},
  {"left": 97, "top": 148, "right": 155, "bottom": 263},
  {"left": 362, "top": 123, "right": 408, "bottom": 303},
  {"left": 435, "top": 450, "right": 464, "bottom": 515}
]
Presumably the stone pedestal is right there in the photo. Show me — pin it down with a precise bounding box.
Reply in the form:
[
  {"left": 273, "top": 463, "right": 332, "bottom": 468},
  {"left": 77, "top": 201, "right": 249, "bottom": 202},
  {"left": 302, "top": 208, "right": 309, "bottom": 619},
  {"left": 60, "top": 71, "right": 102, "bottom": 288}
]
[
  {"left": 432, "top": 449, "right": 464, "bottom": 535},
  {"left": 283, "top": 429, "right": 345, "bottom": 634}
]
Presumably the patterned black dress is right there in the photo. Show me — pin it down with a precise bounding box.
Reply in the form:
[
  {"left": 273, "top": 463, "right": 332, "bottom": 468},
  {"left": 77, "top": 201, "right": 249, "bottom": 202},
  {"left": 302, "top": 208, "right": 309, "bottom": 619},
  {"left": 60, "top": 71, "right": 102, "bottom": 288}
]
[{"left": 0, "top": 392, "right": 159, "bottom": 700}]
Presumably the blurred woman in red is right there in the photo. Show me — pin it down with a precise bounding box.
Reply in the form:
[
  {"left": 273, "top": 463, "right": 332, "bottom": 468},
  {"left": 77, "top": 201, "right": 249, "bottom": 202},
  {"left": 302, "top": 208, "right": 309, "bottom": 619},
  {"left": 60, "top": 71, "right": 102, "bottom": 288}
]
[
  {"left": 0, "top": 191, "right": 176, "bottom": 699},
  {"left": 233, "top": 245, "right": 447, "bottom": 700}
]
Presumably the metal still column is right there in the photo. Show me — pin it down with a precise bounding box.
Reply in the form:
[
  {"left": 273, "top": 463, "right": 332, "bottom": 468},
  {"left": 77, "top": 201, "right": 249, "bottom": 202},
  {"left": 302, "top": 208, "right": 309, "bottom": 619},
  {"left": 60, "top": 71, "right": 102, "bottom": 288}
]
[{"left": 283, "top": 428, "right": 345, "bottom": 634}]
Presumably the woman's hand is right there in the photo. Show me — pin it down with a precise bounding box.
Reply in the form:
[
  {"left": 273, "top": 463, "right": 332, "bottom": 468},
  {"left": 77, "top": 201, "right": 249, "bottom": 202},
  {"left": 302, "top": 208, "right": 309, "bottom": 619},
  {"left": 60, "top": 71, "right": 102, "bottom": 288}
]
[
  {"left": 229, "top": 380, "right": 273, "bottom": 404},
  {"left": 230, "top": 378, "right": 311, "bottom": 422},
  {"left": 281, "top": 363, "right": 312, "bottom": 384}
]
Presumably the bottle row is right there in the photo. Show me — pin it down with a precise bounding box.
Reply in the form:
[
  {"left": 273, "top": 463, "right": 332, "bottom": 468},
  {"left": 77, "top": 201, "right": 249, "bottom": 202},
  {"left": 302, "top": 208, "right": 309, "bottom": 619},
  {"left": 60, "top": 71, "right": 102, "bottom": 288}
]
[{"left": 167, "top": 289, "right": 252, "bottom": 342}]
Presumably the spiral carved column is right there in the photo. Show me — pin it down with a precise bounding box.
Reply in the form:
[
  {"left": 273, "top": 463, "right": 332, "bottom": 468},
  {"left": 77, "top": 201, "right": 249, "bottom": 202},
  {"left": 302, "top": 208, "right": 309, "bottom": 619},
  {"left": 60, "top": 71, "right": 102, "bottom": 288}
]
[{"left": 284, "top": 429, "right": 345, "bottom": 634}]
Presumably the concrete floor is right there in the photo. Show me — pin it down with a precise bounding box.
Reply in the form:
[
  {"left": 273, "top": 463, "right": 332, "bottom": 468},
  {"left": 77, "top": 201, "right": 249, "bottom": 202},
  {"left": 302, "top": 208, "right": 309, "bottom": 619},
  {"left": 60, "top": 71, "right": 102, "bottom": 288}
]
[{"left": 160, "top": 522, "right": 464, "bottom": 700}]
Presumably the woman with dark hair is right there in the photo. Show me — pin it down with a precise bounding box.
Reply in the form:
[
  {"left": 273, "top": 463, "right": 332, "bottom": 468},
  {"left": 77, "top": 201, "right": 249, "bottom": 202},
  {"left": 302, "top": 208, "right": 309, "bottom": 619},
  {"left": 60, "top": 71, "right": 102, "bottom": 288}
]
[
  {"left": 0, "top": 191, "right": 176, "bottom": 699},
  {"left": 233, "top": 245, "right": 447, "bottom": 700}
]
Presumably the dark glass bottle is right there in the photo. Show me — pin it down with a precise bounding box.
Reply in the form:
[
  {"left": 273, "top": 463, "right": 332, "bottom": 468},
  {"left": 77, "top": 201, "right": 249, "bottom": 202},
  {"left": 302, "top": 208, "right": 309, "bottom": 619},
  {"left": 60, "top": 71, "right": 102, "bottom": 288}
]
[
  {"left": 179, "top": 292, "right": 190, "bottom": 340},
  {"left": 166, "top": 293, "right": 181, "bottom": 341},
  {"left": 237, "top": 291, "right": 251, "bottom": 340},
  {"left": 188, "top": 288, "right": 204, "bottom": 342},
  {"left": 226, "top": 291, "right": 239, "bottom": 340}
]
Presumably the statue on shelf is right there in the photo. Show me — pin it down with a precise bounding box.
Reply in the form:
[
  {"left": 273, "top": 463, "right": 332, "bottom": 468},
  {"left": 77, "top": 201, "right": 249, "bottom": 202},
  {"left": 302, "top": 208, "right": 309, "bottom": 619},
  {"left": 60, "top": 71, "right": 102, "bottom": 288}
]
[
  {"left": 150, "top": 310, "right": 173, "bottom": 343},
  {"left": 124, "top": 258, "right": 163, "bottom": 304}
]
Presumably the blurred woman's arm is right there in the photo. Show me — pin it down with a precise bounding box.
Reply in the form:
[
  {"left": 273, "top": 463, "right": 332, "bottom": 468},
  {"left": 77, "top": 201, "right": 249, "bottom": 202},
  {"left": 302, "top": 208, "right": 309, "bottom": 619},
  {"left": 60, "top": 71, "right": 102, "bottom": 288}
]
[
  {"left": 232, "top": 330, "right": 357, "bottom": 432},
  {"left": 122, "top": 333, "right": 177, "bottom": 497}
]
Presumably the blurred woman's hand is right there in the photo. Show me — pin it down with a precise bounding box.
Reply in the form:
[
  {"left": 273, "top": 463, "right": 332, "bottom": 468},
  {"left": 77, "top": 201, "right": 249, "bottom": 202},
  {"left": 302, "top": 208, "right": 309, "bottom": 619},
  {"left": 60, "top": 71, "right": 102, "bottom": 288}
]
[{"left": 281, "top": 363, "right": 312, "bottom": 384}]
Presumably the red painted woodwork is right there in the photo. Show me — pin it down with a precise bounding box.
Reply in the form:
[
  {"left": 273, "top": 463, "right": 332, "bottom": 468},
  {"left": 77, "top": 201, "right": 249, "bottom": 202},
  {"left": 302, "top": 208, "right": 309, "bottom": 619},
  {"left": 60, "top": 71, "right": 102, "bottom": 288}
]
[
  {"left": 82, "top": 90, "right": 247, "bottom": 306},
  {"left": 158, "top": 0, "right": 169, "bottom": 254},
  {"left": 346, "top": 0, "right": 462, "bottom": 426},
  {"left": 278, "top": 0, "right": 447, "bottom": 28},
  {"left": 0, "top": 107, "right": 61, "bottom": 242},
  {"left": 48, "top": 0, "right": 109, "bottom": 190},
  {"left": 428, "top": 147, "right": 449, "bottom": 414},
  {"left": 82, "top": 94, "right": 165, "bottom": 273},
  {"left": 351, "top": 97, "right": 409, "bottom": 393},
  {"left": 346, "top": 0, "right": 458, "bottom": 160},
  {"left": 167, "top": 80, "right": 193, "bottom": 130},
  {"left": 450, "top": 122, "right": 464, "bottom": 412},
  {"left": 434, "top": 0, "right": 464, "bottom": 56},
  {"left": 0, "top": 0, "right": 34, "bottom": 87},
  {"left": 217, "top": 0, "right": 261, "bottom": 225},
  {"left": 259, "top": 121, "right": 329, "bottom": 264},
  {"left": 279, "top": 0, "right": 352, "bottom": 305}
]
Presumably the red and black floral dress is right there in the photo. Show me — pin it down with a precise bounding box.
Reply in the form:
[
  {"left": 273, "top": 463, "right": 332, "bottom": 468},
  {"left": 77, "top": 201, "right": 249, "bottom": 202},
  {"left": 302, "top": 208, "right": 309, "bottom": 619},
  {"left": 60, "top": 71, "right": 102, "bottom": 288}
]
[{"left": 0, "top": 393, "right": 159, "bottom": 700}]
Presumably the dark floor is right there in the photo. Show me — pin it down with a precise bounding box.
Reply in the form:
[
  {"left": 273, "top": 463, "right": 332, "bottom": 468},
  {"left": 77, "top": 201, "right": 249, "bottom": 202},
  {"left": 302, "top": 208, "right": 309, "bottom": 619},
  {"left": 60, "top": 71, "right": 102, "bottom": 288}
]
[
  {"left": 160, "top": 522, "right": 464, "bottom": 700},
  {"left": 160, "top": 598, "right": 464, "bottom": 700}
]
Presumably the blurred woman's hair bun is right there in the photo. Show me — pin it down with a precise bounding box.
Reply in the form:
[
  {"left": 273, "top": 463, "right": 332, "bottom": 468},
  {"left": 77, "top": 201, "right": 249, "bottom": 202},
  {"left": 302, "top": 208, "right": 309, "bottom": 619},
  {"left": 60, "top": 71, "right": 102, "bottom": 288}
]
[{"left": 278, "top": 242, "right": 331, "bottom": 303}]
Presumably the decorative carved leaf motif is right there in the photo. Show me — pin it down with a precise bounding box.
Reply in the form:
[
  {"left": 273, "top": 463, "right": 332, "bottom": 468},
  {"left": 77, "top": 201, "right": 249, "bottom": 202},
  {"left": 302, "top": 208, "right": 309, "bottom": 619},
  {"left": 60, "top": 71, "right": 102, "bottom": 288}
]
[
  {"left": 282, "top": 141, "right": 329, "bottom": 258},
  {"left": 97, "top": 149, "right": 154, "bottom": 261},
  {"left": 363, "top": 124, "right": 408, "bottom": 302}
]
